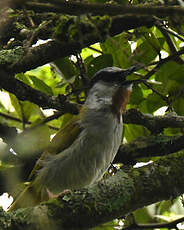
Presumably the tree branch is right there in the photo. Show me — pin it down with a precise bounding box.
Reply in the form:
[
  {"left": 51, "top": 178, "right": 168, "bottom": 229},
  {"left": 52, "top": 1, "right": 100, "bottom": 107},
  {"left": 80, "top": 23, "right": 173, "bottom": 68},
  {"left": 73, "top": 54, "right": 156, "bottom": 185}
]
[
  {"left": 156, "top": 21, "right": 184, "bottom": 64},
  {"left": 115, "top": 135, "right": 184, "bottom": 165},
  {"left": 0, "top": 112, "right": 59, "bottom": 131},
  {"left": 3, "top": 151, "right": 184, "bottom": 229},
  {"left": 0, "top": 13, "right": 154, "bottom": 73},
  {"left": 24, "top": 1, "right": 184, "bottom": 17},
  {"left": 124, "top": 109, "right": 184, "bottom": 133},
  {"left": 0, "top": 69, "right": 78, "bottom": 114}
]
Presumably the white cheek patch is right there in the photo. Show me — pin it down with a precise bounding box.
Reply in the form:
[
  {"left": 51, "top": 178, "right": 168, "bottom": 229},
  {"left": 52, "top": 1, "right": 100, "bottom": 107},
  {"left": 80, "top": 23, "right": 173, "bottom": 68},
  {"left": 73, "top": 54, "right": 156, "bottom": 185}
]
[
  {"left": 126, "top": 84, "right": 133, "bottom": 92},
  {"left": 119, "top": 114, "right": 123, "bottom": 124}
]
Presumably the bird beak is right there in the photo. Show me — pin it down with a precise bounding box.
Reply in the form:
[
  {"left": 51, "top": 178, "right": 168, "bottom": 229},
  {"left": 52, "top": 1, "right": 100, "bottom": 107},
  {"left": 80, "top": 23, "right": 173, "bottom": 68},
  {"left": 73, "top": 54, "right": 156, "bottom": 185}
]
[
  {"left": 122, "top": 65, "right": 142, "bottom": 76},
  {"left": 121, "top": 65, "right": 147, "bottom": 86},
  {"left": 121, "top": 65, "right": 162, "bottom": 86}
]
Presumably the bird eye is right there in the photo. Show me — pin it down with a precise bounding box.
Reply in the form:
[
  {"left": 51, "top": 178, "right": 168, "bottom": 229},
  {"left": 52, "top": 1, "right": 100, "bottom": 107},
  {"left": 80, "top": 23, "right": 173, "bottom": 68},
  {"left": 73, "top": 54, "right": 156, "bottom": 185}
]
[{"left": 114, "top": 82, "right": 119, "bottom": 87}]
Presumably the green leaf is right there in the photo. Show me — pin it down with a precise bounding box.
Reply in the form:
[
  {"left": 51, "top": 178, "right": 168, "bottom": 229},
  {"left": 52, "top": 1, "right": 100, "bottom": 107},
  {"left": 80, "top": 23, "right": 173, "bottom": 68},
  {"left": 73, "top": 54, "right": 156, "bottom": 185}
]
[
  {"left": 101, "top": 34, "right": 131, "bottom": 68},
  {"left": 156, "top": 61, "right": 184, "bottom": 84},
  {"left": 164, "top": 127, "right": 182, "bottom": 136},
  {"left": 0, "top": 161, "right": 14, "bottom": 171},
  {"left": 87, "top": 54, "right": 113, "bottom": 77},
  {"left": 134, "top": 206, "right": 153, "bottom": 224},
  {"left": 141, "top": 93, "right": 166, "bottom": 114},
  {"left": 173, "top": 97, "right": 184, "bottom": 116},
  {"left": 84, "top": 55, "right": 94, "bottom": 66},
  {"left": 81, "top": 43, "right": 102, "bottom": 59},
  {"left": 16, "top": 73, "right": 31, "bottom": 85},
  {"left": 154, "top": 62, "right": 184, "bottom": 104},
  {"left": 144, "top": 30, "right": 162, "bottom": 52},
  {"left": 52, "top": 57, "right": 78, "bottom": 82},
  {"left": 16, "top": 72, "right": 53, "bottom": 95},
  {"left": 9, "top": 93, "right": 22, "bottom": 119},
  {"left": 124, "top": 124, "right": 149, "bottom": 142},
  {"left": 21, "top": 101, "right": 42, "bottom": 122},
  {"left": 9, "top": 93, "right": 43, "bottom": 123},
  {"left": 26, "top": 65, "right": 61, "bottom": 95},
  {"left": 129, "top": 85, "right": 144, "bottom": 105},
  {"left": 134, "top": 40, "right": 158, "bottom": 64},
  {"left": 152, "top": 26, "right": 165, "bottom": 39},
  {"left": 28, "top": 75, "right": 53, "bottom": 95},
  {"left": 93, "top": 220, "right": 118, "bottom": 230},
  {"left": 157, "top": 200, "right": 175, "bottom": 215}
]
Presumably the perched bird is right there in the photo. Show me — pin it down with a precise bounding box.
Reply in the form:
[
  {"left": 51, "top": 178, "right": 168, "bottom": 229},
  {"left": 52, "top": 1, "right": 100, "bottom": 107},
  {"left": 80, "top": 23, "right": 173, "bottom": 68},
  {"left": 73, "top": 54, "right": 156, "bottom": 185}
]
[{"left": 10, "top": 66, "right": 143, "bottom": 210}]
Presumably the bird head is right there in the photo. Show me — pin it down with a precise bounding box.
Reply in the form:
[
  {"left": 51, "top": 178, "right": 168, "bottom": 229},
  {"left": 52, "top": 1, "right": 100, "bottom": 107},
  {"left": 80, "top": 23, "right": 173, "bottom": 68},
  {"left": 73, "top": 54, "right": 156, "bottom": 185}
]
[{"left": 85, "top": 66, "right": 144, "bottom": 119}]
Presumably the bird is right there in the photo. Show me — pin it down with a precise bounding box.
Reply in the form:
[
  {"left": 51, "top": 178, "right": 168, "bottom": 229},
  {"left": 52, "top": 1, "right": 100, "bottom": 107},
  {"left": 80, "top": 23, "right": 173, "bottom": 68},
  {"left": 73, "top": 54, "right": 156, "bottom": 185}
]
[{"left": 9, "top": 66, "right": 143, "bottom": 210}]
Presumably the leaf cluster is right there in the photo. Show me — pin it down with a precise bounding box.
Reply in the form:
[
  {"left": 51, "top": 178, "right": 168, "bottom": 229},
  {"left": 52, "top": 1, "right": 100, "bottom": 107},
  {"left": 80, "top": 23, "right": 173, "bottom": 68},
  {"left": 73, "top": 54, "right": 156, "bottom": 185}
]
[{"left": 1, "top": 0, "right": 184, "bottom": 229}]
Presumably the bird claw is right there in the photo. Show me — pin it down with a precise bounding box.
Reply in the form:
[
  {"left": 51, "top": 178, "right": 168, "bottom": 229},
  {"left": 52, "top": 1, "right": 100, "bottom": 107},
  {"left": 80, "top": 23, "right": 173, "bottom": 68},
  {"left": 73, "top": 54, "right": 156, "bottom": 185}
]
[{"left": 46, "top": 188, "right": 72, "bottom": 199}]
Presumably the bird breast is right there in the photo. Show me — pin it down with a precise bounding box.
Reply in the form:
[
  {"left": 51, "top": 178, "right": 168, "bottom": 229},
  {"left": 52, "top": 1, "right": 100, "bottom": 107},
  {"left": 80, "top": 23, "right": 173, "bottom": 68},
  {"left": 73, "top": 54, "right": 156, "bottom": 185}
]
[
  {"left": 79, "top": 108, "right": 123, "bottom": 184},
  {"left": 35, "top": 108, "right": 123, "bottom": 194}
]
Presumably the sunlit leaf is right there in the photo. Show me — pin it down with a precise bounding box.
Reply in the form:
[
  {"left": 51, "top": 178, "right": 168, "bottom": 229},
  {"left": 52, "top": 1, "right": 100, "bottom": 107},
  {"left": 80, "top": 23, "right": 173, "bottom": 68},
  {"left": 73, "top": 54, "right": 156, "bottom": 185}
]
[
  {"left": 87, "top": 54, "right": 113, "bottom": 77},
  {"left": 27, "top": 65, "right": 61, "bottom": 95},
  {"left": 16, "top": 73, "right": 31, "bottom": 85},
  {"left": 9, "top": 94, "right": 22, "bottom": 119},
  {"left": 21, "top": 101, "right": 42, "bottom": 122},
  {"left": 101, "top": 34, "right": 131, "bottom": 68},
  {"left": 52, "top": 57, "right": 78, "bottom": 82},
  {"left": 81, "top": 43, "right": 102, "bottom": 59},
  {"left": 28, "top": 75, "right": 53, "bottom": 95}
]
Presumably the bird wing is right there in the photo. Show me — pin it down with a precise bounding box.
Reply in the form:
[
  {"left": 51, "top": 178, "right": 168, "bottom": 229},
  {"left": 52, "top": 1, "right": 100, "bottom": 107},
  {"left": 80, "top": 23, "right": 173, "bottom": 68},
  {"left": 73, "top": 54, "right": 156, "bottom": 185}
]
[
  {"left": 9, "top": 115, "right": 83, "bottom": 211},
  {"left": 28, "top": 115, "right": 83, "bottom": 180}
]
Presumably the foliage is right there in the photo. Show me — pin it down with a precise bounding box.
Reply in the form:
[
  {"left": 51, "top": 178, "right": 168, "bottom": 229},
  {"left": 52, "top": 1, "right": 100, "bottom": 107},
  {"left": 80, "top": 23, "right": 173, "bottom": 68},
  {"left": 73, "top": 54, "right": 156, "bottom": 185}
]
[{"left": 1, "top": 0, "right": 184, "bottom": 229}]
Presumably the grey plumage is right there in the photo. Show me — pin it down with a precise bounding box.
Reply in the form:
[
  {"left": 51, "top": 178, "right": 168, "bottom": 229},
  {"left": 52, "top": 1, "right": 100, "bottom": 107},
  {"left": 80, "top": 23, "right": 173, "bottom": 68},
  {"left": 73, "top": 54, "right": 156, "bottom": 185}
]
[
  {"left": 34, "top": 81, "right": 123, "bottom": 196},
  {"left": 10, "top": 66, "right": 136, "bottom": 210}
]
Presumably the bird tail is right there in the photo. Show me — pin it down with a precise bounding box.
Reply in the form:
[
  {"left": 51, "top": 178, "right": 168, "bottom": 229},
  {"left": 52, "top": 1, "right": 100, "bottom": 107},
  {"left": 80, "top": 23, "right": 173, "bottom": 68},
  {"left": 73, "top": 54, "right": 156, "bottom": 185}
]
[{"left": 8, "top": 183, "right": 41, "bottom": 211}]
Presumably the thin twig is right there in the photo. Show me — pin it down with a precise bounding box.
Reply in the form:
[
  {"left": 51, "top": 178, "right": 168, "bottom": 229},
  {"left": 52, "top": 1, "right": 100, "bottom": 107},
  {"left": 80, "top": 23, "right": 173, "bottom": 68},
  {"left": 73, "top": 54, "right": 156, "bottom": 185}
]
[
  {"left": 139, "top": 47, "right": 184, "bottom": 81},
  {"left": 125, "top": 48, "right": 184, "bottom": 80},
  {"left": 143, "top": 81, "right": 170, "bottom": 104},
  {"left": 27, "top": 111, "right": 64, "bottom": 130},
  {"left": 156, "top": 21, "right": 184, "bottom": 64},
  {"left": 0, "top": 112, "right": 59, "bottom": 131},
  {"left": 19, "top": 101, "right": 26, "bottom": 130},
  {"left": 76, "top": 53, "right": 88, "bottom": 85},
  {"left": 75, "top": 53, "right": 88, "bottom": 101},
  {"left": 159, "top": 24, "right": 184, "bottom": 43},
  {"left": 87, "top": 46, "right": 103, "bottom": 54},
  {"left": 0, "top": 112, "right": 24, "bottom": 123},
  {"left": 22, "top": 6, "right": 35, "bottom": 28},
  {"left": 0, "top": 69, "right": 79, "bottom": 114}
]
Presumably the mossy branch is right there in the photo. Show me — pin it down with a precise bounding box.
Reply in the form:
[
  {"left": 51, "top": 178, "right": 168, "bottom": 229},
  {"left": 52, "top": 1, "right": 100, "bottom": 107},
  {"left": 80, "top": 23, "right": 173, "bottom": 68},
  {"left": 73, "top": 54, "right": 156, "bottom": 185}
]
[
  {"left": 0, "top": 69, "right": 78, "bottom": 114},
  {"left": 25, "top": 1, "right": 184, "bottom": 17},
  {"left": 0, "top": 12, "right": 154, "bottom": 73},
  {"left": 115, "top": 135, "right": 184, "bottom": 165},
  {"left": 2, "top": 151, "right": 184, "bottom": 229},
  {"left": 124, "top": 108, "right": 184, "bottom": 134}
]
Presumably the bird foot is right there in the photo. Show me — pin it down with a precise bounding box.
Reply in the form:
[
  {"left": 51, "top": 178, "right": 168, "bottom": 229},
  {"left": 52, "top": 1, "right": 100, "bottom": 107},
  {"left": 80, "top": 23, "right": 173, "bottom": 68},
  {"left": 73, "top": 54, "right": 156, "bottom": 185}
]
[{"left": 46, "top": 189, "right": 72, "bottom": 200}]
